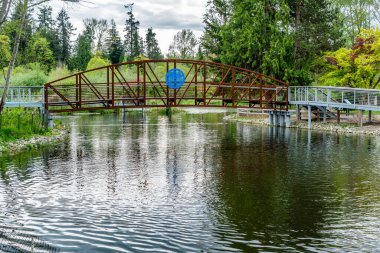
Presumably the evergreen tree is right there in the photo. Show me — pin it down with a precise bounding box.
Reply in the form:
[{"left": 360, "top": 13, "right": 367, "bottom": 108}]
[
  {"left": 202, "top": 0, "right": 232, "bottom": 59},
  {"left": 196, "top": 45, "right": 204, "bottom": 60},
  {"left": 287, "top": 0, "right": 344, "bottom": 85},
  {"left": 56, "top": 8, "right": 74, "bottom": 66},
  {"left": 124, "top": 3, "right": 143, "bottom": 61},
  {"left": 68, "top": 31, "right": 92, "bottom": 71},
  {"left": 145, "top": 27, "right": 162, "bottom": 59},
  {"left": 106, "top": 19, "right": 124, "bottom": 64},
  {"left": 37, "top": 6, "right": 54, "bottom": 32},
  {"left": 37, "top": 5, "right": 60, "bottom": 64},
  {"left": 168, "top": 29, "right": 198, "bottom": 59},
  {"left": 220, "top": 0, "right": 293, "bottom": 79}
]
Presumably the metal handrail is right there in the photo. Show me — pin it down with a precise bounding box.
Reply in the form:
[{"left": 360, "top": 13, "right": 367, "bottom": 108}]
[{"left": 289, "top": 86, "right": 380, "bottom": 111}]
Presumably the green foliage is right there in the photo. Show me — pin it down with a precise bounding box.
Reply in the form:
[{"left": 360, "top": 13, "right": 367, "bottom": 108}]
[
  {"left": 1, "top": 1, "right": 34, "bottom": 66},
  {"left": 0, "top": 108, "right": 49, "bottom": 142},
  {"left": 145, "top": 27, "right": 162, "bottom": 59},
  {"left": 202, "top": 0, "right": 344, "bottom": 85},
  {"left": 28, "top": 35, "right": 55, "bottom": 73},
  {"left": 9, "top": 63, "right": 48, "bottom": 86},
  {"left": 56, "top": 8, "right": 74, "bottom": 65},
  {"left": 47, "top": 67, "right": 72, "bottom": 83},
  {"left": 68, "top": 32, "right": 93, "bottom": 71},
  {"left": 201, "top": 0, "right": 232, "bottom": 60},
  {"left": 106, "top": 19, "right": 124, "bottom": 64},
  {"left": 37, "top": 6, "right": 54, "bottom": 32},
  {"left": 220, "top": 0, "right": 293, "bottom": 79},
  {"left": 334, "top": 0, "right": 380, "bottom": 45},
  {"left": 83, "top": 18, "right": 109, "bottom": 54},
  {"left": 86, "top": 55, "right": 110, "bottom": 70},
  {"left": 124, "top": 4, "right": 143, "bottom": 61},
  {"left": 0, "top": 34, "right": 11, "bottom": 68},
  {"left": 317, "top": 29, "right": 380, "bottom": 89}
]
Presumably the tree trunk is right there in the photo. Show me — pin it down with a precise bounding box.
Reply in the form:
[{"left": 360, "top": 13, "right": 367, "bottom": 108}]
[
  {"left": 294, "top": 0, "right": 301, "bottom": 64},
  {"left": 0, "top": 0, "right": 28, "bottom": 113}
]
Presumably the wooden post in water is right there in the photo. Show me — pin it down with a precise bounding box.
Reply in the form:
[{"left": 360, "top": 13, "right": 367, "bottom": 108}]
[
  {"left": 358, "top": 110, "right": 363, "bottom": 127},
  {"left": 296, "top": 105, "right": 301, "bottom": 121},
  {"left": 337, "top": 110, "right": 340, "bottom": 124}
]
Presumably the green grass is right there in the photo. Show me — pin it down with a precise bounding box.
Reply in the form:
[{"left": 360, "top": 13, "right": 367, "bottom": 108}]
[{"left": 0, "top": 108, "right": 50, "bottom": 142}]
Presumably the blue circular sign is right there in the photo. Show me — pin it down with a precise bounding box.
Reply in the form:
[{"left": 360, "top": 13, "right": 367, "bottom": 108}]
[{"left": 165, "top": 68, "right": 186, "bottom": 89}]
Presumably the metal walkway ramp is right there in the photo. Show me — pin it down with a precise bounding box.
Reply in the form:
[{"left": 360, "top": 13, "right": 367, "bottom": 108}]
[
  {"left": 0, "top": 86, "right": 44, "bottom": 108},
  {"left": 289, "top": 86, "right": 380, "bottom": 128},
  {"left": 289, "top": 86, "right": 380, "bottom": 111}
]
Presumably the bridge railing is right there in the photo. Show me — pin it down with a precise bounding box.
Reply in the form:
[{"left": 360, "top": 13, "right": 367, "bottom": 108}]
[
  {"left": 0, "top": 86, "right": 44, "bottom": 107},
  {"left": 44, "top": 60, "right": 289, "bottom": 112},
  {"left": 289, "top": 86, "right": 380, "bottom": 111}
]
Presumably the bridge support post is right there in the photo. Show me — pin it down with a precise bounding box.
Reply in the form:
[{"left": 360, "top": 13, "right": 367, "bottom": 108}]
[
  {"left": 44, "top": 111, "right": 54, "bottom": 129},
  {"left": 358, "top": 110, "right": 363, "bottom": 127},
  {"left": 273, "top": 111, "right": 279, "bottom": 126},
  {"left": 323, "top": 107, "right": 327, "bottom": 122},
  {"left": 337, "top": 110, "right": 340, "bottom": 124},
  {"left": 285, "top": 112, "right": 291, "bottom": 128},
  {"left": 296, "top": 105, "right": 301, "bottom": 121},
  {"left": 368, "top": 111, "right": 372, "bottom": 123},
  {"left": 268, "top": 111, "right": 274, "bottom": 125},
  {"left": 279, "top": 112, "right": 285, "bottom": 127},
  {"left": 308, "top": 106, "right": 312, "bottom": 129}
]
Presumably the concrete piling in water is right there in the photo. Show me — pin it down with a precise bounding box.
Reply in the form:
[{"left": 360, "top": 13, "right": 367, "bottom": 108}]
[
  {"left": 44, "top": 112, "right": 54, "bottom": 129},
  {"left": 285, "top": 112, "right": 291, "bottom": 127},
  {"left": 268, "top": 111, "right": 292, "bottom": 128}
]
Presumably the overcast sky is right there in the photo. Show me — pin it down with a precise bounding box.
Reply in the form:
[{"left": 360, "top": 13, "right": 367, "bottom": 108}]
[{"left": 49, "top": 0, "right": 207, "bottom": 54}]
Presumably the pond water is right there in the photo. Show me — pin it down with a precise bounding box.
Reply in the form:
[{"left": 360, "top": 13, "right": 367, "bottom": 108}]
[{"left": 0, "top": 111, "right": 379, "bottom": 252}]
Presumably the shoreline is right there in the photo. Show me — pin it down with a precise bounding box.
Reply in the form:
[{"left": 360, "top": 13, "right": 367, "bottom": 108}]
[
  {"left": 224, "top": 114, "right": 380, "bottom": 136},
  {"left": 0, "top": 128, "right": 69, "bottom": 154}
]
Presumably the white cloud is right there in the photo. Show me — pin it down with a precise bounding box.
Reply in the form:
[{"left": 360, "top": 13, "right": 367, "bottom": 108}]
[{"left": 48, "top": 0, "right": 207, "bottom": 54}]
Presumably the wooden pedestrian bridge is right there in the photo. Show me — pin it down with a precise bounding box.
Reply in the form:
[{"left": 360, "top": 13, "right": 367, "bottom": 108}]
[{"left": 2, "top": 59, "right": 380, "bottom": 127}]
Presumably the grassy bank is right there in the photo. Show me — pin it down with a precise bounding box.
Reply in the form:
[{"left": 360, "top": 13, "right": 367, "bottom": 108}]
[{"left": 0, "top": 108, "right": 50, "bottom": 142}]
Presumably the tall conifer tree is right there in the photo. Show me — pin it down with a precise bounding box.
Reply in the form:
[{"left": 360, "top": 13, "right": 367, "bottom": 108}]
[
  {"left": 55, "top": 8, "right": 74, "bottom": 66},
  {"left": 106, "top": 19, "right": 124, "bottom": 64},
  {"left": 124, "top": 3, "right": 143, "bottom": 61},
  {"left": 145, "top": 28, "right": 162, "bottom": 59}
]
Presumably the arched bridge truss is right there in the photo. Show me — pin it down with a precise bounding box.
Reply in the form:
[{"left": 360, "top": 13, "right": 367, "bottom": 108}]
[{"left": 44, "top": 60, "right": 289, "bottom": 113}]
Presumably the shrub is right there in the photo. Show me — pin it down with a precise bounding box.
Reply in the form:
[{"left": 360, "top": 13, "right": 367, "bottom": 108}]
[{"left": 10, "top": 63, "right": 48, "bottom": 87}]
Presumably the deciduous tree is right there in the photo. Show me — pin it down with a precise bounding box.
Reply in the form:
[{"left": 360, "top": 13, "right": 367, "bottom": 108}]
[
  {"left": 168, "top": 29, "right": 197, "bottom": 59},
  {"left": 317, "top": 29, "right": 380, "bottom": 89}
]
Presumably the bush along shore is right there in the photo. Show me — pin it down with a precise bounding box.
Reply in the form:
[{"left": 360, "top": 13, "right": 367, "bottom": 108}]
[
  {"left": 0, "top": 108, "right": 68, "bottom": 154},
  {"left": 224, "top": 113, "right": 380, "bottom": 136}
]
